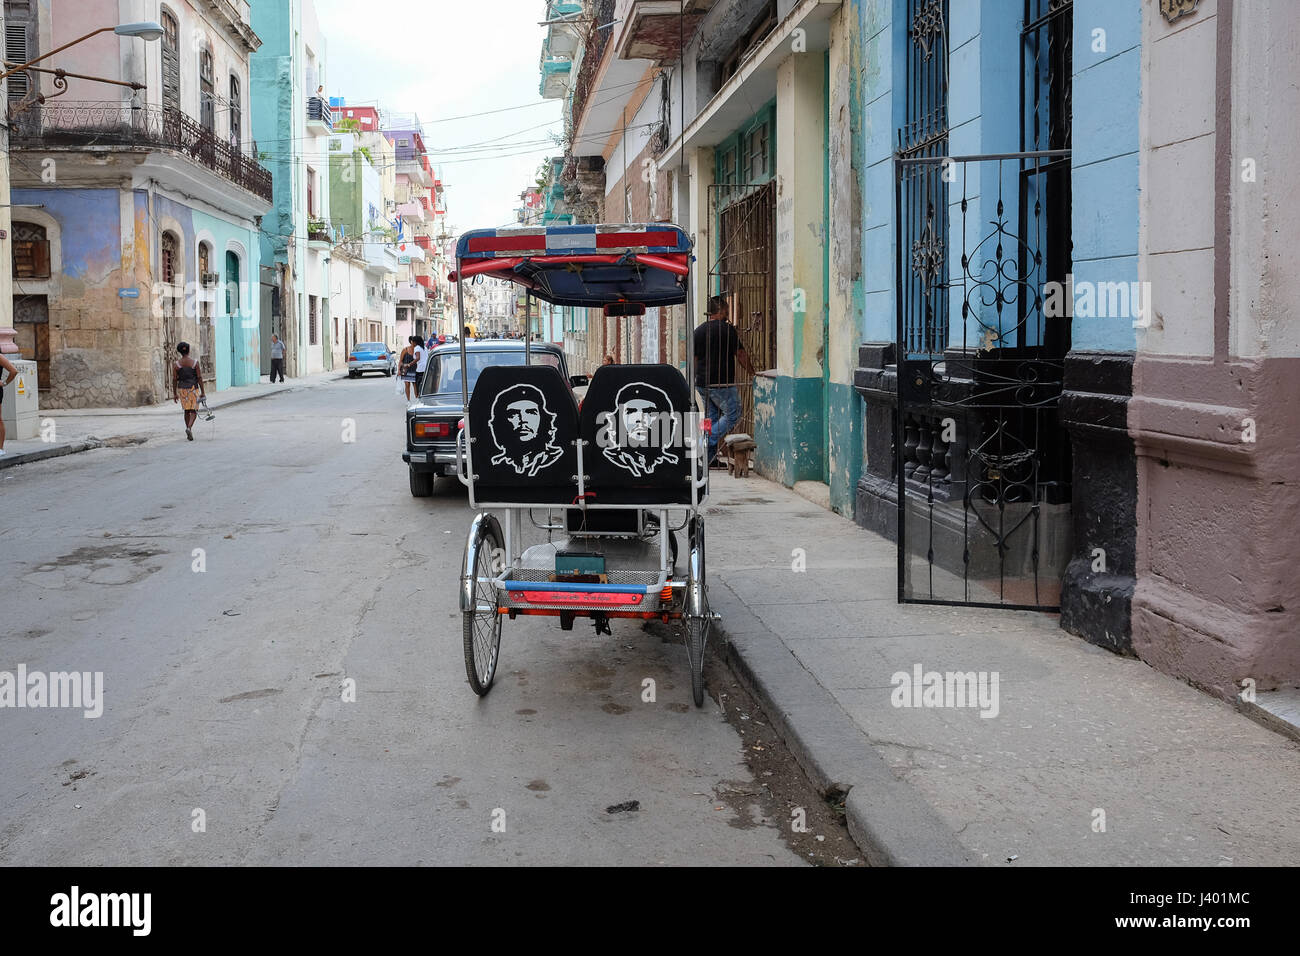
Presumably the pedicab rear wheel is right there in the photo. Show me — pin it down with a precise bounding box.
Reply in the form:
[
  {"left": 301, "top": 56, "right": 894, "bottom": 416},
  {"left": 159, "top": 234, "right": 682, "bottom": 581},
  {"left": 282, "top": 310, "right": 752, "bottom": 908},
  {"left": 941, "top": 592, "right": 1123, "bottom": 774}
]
[
  {"left": 686, "top": 616, "right": 708, "bottom": 707},
  {"left": 685, "top": 515, "right": 709, "bottom": 706},
  {"left": 462, "top": 518, "right": 503, "bottom": 696}
]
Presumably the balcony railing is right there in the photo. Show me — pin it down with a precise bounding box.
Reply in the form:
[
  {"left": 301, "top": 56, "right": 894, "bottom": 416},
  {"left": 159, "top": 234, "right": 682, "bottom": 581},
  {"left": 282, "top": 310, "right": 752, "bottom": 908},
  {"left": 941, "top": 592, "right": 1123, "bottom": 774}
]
[
  {"left": 307, "top": 218, "right": 333, "bottom": 242},
  {"left": 570, "top": 0, "right": 615, "bottom": 133},
  {"left": 10, "top": 101, "right": 272, "bottom": 202},
  {"left": 307, "top": 96, "right": 333, "bottom": 130}
]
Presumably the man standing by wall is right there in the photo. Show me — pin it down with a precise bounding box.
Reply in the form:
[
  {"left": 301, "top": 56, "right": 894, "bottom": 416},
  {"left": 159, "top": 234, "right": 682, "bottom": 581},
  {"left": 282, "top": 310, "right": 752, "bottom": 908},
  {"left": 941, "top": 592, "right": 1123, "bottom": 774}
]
[
  {"left": 269, "top": 333, "right": 286, "bottom": 383},
  {"left": 694, "top": 295, "right": 754, "bottom": 467}
]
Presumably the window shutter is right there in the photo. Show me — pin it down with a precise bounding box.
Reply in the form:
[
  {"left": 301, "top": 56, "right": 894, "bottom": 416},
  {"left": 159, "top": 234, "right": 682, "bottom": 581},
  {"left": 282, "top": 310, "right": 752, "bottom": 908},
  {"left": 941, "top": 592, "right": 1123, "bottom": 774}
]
[
  {"left": 31, "top": 239, "right": 50, "bottom": 278},
  {"left": 161, "top": 13, "right": 180, "bottom": 112},
  {"left": 5, "top": 23, "right": 30, "bottom": 100},
  {"left": 199, "top": 51, "right": 214, "bottom": 130}
]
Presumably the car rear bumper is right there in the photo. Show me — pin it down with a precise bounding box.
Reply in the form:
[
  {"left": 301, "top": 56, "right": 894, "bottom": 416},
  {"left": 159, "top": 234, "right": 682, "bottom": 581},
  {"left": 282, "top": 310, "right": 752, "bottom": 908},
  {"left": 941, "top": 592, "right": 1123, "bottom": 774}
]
[
  {"left": 348, "top": 360, "right": 389, "bottom": 372},
  {"left": 403, "top": 448, "right": 458, "bottom": 474}
]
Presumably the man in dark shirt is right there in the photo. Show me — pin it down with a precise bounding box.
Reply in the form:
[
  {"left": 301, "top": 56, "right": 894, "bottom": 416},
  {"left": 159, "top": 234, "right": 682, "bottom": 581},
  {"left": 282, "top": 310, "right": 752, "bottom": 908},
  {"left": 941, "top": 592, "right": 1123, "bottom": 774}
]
[{"left": 693, "top": 295, "right": 754, "bottom": 466}]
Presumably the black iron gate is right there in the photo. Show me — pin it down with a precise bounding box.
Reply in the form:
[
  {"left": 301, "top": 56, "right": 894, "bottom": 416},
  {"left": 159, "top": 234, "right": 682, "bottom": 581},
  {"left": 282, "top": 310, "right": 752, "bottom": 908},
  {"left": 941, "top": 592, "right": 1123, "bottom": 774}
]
[{"left": 894, "top": 0, "right": 1073, "bottom": 610}]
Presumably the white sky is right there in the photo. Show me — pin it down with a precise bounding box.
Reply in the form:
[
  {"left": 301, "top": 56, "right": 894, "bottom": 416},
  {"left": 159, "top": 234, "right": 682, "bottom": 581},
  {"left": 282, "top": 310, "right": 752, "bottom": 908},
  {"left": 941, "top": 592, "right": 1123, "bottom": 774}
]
[{"left": 314, "top": 0, "right": 563, "bottom": 241}]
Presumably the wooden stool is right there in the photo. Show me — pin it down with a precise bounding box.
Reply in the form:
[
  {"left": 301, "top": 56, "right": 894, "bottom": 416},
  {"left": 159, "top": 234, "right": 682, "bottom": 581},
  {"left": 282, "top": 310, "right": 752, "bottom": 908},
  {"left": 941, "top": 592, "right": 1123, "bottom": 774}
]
[{"left": 724, "top": 433, "right": 756, "bottom": 478}]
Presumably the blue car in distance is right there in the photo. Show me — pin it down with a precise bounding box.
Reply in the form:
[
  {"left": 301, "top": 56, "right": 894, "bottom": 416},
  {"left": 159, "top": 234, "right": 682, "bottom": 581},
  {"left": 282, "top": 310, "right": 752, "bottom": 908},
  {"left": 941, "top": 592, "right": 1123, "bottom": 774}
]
[{"left": 347, "top": 342, "right": 396, "bottom": 378}]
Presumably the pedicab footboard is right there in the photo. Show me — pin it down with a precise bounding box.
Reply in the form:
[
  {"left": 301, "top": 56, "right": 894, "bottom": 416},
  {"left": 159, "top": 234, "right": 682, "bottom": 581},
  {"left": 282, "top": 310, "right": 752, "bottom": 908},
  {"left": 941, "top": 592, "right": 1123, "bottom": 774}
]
[{"left": 496, "top": 573, "right": 685, "bottom": 616}]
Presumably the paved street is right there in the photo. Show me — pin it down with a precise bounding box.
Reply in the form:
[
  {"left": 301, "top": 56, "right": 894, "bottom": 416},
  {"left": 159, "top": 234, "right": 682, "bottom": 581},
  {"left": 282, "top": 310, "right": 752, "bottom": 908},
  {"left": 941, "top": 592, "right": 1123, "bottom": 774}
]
[{"left": 0, "top": 377, "right": 804, "bottom": 866}]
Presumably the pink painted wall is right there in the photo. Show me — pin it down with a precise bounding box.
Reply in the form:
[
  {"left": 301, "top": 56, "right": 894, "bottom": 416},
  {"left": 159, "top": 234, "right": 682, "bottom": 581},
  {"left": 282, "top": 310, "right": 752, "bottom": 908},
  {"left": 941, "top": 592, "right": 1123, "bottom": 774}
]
[{"left": 49, "top": 0, "right": 123, "bottom": 84}]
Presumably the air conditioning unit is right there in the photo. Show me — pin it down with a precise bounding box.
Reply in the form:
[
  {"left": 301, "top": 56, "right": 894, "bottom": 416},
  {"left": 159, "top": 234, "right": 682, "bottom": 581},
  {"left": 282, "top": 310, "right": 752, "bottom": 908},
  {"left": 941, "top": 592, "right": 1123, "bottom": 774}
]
[{"left": 201, "top": 272, "right": 220, "bottom": 287}]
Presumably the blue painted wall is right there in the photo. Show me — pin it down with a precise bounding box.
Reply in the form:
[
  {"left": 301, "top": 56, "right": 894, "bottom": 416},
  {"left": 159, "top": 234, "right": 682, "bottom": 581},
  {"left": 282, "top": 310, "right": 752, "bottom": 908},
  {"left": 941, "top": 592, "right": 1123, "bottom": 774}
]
[
  {"left": 1070, "top": 0, "right": 1141, "bottom": 352},
  {"left": 12, "top": 188, "right": 120, "bottom": 281},
  {"left": 860, "top": 0, "right": 898, "bottom": 344},
  {"left": 12, "top": 186, "right": 260, "bottom": 395}
]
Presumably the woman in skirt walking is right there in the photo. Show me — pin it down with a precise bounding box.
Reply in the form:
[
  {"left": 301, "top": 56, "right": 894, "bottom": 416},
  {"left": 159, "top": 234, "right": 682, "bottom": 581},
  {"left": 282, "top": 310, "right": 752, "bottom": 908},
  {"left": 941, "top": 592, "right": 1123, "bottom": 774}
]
[{"left": 172, "top": 342, "right": 205, "bottom": 440}]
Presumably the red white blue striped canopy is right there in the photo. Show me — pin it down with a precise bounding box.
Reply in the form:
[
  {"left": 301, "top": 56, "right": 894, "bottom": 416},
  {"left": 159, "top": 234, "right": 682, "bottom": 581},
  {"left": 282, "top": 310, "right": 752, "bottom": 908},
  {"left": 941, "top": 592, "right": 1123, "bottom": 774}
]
[{"left": 450, "top": 224, "right": 693, "bottom": 308}]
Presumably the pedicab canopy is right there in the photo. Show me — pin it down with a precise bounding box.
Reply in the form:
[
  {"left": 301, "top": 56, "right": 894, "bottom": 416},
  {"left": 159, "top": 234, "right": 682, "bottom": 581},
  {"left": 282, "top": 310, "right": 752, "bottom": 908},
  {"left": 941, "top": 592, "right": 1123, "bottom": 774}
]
[{"left": 449, "top": 224, "right": 692, "bottom": 309}]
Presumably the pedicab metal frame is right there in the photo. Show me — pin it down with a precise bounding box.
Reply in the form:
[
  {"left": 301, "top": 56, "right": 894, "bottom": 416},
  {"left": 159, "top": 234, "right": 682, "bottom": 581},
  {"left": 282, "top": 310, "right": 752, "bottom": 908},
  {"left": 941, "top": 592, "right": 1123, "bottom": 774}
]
[{"left": 448, "top": 223, "right": 717, "bottom": 706}]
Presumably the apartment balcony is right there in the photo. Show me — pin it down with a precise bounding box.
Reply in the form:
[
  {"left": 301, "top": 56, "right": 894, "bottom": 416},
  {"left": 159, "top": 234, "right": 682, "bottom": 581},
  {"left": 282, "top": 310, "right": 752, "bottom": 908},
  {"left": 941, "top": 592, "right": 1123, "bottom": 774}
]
[
  {"left": 397, "top": 200, "right": 425, "bottom": 223},
  {"left": 540, "top": 57, "right": 572, "bottom": 99},
  {"left": 364, "top": 242, "right": 398, "bottom": 275},
  {"left": 396, "top": 281, "right": 425, "bottom": 304},
  {"left": 397, "top": 242, "right": 425, "bottom": 263},
  {"left": 544, "top": 0, "right": 584, "bottom": 58},
  {"left": 398, "top": 159, "right": 431, "bottom": 188},
  {"left": 613, "top": 0, "right": 709, "bottom": 63},
  {"left": 307, "top": 217, "right": 334, "bottom": 249},
  {"left": 10, "top": 101, "right": 272, "bottom": 207},
  {"left": 414, "top": 235, "right": 432, "bottom": 251},
  {"left": 306, "top": 96, "right": 333, "bottom": 133}
]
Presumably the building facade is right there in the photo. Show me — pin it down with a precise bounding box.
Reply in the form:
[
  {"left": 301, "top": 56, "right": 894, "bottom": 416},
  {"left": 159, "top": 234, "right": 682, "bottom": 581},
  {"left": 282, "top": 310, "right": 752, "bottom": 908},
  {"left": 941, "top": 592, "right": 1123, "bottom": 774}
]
[
  {"left": 326, "top": 111, "right": 399, "bottom": 357},
  {"left": 540, "top": 0, "right": 1300, "bottom": 700},
  {"left": 250, "top": 0, "right": 333, "bottom": 377},
  {"left": 7, "top": 0, "right": 271, "bottom": 406}
]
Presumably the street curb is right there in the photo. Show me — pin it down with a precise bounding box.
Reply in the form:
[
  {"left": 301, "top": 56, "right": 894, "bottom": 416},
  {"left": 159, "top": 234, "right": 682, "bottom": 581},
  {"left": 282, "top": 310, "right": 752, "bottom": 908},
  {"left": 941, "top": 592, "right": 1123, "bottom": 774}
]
[
  {"left": 0, "top": 439, "right": 102, "bottom": 471},
  {"left": 207, "top": 381, "right": 317, "bottom": 412},
  {"left": 41, "top": 376, "right": 338, "bottom": 419},
  {"left": 711, "top": 577, "right": 978, "bottom": 867},
  {"left": 1, "top": 377, "right": 335, "bottom": 470}
]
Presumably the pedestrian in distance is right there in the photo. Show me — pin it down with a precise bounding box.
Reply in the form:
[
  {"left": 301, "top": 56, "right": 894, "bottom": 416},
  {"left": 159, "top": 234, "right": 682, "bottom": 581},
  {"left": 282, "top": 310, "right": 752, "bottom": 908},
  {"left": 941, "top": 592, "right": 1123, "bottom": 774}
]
[
  {"left": 0, "top": 352, "right": 17, "bottom": 457},
  {"left": 172, "top": 342, "right": 206, "bottom": 441},
  {"left": 693, "top": 295, "right": 755, "bottom": 468},
  {"left": 415, "top": 331, "right": 432, "bottom": 383},
  {"left": 399, "top": 335, "right": 423, "bottom": 400},
  {"left": 269, "top": 333, "right": 286, "bottom": 383}
]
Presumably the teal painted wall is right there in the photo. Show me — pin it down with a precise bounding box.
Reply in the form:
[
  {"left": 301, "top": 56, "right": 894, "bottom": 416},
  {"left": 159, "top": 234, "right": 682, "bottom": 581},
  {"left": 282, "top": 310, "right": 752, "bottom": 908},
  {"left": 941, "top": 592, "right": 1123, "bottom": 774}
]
[
  {"left": 193, "top": 208, "right": 261, "bottom": 388},
  {"left": 754, "top": 374, "right": 826, "bottom": 487},
  {"left": 251, "top": 0, "right": 305, "bottom": 370},
  {"left": 150, "top": 193, "right": 261, "bottom": 389}
]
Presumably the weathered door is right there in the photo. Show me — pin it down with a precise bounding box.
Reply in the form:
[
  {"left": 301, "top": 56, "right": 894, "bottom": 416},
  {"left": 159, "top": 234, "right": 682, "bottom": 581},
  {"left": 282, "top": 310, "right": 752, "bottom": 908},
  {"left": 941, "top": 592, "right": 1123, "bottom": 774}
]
[{"left": 12, "top": 294, "right": 49, "bottom": 392}]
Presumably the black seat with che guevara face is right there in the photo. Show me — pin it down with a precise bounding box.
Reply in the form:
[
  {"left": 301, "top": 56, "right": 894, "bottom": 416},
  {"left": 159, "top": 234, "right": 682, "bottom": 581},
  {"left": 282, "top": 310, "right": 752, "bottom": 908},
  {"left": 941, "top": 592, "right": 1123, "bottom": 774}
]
[
  {"left": 578, "top": 364, "right": 697, "bottom": 505},
  {"left": 466, "top": 365, "right": 579, "bottom": 504}
]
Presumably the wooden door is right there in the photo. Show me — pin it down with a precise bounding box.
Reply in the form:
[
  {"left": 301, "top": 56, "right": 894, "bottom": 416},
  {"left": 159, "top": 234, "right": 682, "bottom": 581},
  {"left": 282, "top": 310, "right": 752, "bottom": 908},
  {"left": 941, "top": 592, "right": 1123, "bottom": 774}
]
[{"left": 12, "top": 293, "right": 49, "bottom": 392}]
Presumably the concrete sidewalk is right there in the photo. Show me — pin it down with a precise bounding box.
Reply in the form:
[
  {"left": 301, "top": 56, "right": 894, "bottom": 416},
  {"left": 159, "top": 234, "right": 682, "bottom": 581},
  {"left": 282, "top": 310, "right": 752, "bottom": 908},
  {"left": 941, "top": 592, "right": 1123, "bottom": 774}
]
[
  {"left": 0, "top": 369, "right": 345, "bottom": 470},
  {"left": 706, "top": 473, "right": 1300, "bottom": 866}
]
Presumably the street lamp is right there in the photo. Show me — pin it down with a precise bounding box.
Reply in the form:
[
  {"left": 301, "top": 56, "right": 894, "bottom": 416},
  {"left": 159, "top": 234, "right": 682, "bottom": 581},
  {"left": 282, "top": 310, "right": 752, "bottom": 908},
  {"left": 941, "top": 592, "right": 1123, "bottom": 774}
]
[{"left": 113, "top": 22, "right": 166, "bottom": 41}]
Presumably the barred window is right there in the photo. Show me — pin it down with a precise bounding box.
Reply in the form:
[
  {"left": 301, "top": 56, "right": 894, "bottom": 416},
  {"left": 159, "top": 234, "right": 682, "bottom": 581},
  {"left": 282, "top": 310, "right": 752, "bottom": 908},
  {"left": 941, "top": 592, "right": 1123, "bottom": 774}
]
[{"left": 161, "top": 232, "right": 180, "bottom": 284}]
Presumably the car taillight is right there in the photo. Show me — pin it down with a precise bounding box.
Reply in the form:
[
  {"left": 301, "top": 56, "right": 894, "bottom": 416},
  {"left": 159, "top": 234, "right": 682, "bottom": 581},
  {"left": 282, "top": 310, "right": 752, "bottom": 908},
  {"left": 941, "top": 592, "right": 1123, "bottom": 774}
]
[
  {"left": 414, "top": 421, "right": 452, "bottom": 439},
  {"left": 349, "top": 354, "right": 359, "bottom": 361}
]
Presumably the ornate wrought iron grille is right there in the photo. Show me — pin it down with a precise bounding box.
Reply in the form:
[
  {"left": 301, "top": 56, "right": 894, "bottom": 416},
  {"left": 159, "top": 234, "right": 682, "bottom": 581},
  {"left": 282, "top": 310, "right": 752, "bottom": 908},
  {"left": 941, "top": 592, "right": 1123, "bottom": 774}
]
[
  {"left": 8, "top": 100, "right": 272, "bottom": 202},
  {"left": 897, "top": 0, "right": 950, "bottom": 358},
  {"left": 893, "top": 0, "right": 1074, "bottom": 611}
]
